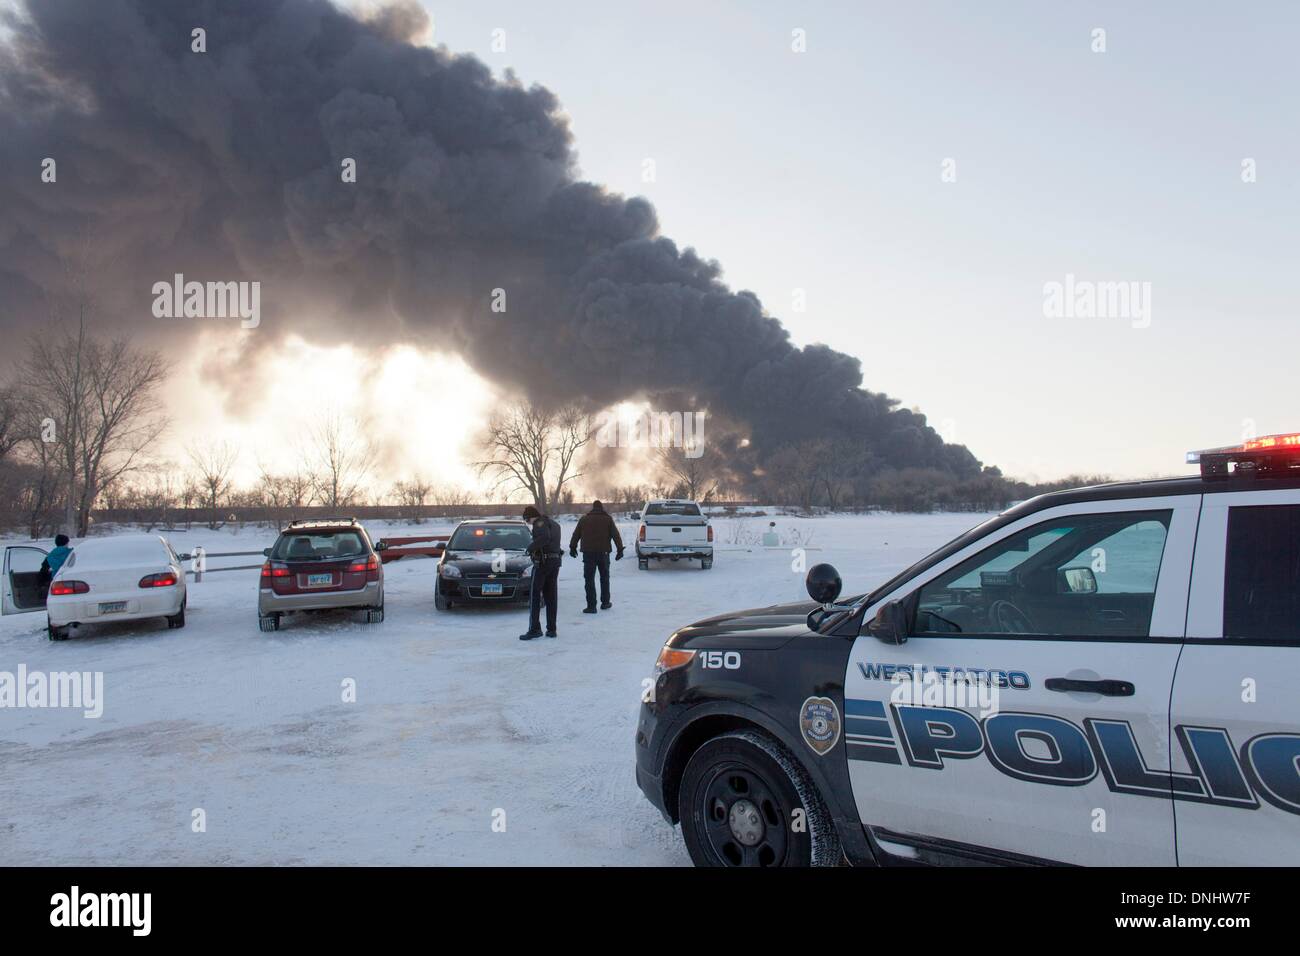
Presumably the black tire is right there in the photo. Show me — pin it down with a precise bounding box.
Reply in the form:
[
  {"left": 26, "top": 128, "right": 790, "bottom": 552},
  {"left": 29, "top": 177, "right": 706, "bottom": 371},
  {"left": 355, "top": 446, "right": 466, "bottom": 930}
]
[
  {"left": 166, "top": 600, "right": 186, "bottom": 629},
  {"left": 678, "top": 730, "right": 841, "bottom": 867},
  {"left": 258, "top": 613, "right": 280, "bottom": 633},
  {"left": 701, "top": 558, "right": 713, "bottom": 570},
  {"left": 363, "top": 603, "right": 384, "bottom": 624},
  {"left": 47, "top": 620, "right": 69, "bottom": 641},
  {"left": 434, "top": 590, "right": 451, "bottom": 610},
  {"left": 637, "top": 559, "right": 649, "bottom": 571}
]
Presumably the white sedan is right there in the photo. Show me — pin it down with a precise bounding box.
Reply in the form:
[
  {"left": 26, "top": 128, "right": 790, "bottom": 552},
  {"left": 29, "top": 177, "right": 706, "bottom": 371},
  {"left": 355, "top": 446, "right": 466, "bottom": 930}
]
[{"left": 2, "top": 534, "right": 187, "bottom": 640}]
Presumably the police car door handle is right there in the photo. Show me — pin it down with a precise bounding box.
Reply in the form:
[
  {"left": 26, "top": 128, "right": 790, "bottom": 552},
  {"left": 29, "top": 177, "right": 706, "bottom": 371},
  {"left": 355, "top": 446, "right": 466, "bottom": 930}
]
[{"left": 1044, "top": 677, "right": 1135, "bottom": 697}]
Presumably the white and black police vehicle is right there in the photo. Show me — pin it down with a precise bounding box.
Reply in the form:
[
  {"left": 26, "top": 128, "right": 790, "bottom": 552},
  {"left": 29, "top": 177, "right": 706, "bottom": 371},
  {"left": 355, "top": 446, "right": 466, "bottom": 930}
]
[{"left": 636, "top": 435, "right": 1300, "bottom": 866}]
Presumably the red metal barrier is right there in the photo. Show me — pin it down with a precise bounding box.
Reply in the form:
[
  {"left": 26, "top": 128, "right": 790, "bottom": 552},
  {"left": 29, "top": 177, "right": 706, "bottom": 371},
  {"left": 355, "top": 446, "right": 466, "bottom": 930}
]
[{"left": 376, "top": 535, "right": 449, "bottom": 563}]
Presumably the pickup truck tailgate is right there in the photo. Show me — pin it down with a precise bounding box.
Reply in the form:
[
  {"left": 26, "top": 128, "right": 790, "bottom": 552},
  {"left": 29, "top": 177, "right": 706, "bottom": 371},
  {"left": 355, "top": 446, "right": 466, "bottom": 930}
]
[{"left": 642, "top": 515, "right": 709, "bottom": 547}]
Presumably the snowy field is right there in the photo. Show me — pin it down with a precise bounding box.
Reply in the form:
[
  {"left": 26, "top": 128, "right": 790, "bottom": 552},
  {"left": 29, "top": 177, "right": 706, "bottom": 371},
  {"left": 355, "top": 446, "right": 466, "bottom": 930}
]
[{"left": 0, "top": 511, "right": 992, "bottom": 866}]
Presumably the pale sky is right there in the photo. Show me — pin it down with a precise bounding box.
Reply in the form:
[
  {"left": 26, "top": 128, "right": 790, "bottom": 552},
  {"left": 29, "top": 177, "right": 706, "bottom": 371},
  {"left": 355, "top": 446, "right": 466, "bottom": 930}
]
[{"left": 413, "top": 0, "right": 1299, "bottom": 481}]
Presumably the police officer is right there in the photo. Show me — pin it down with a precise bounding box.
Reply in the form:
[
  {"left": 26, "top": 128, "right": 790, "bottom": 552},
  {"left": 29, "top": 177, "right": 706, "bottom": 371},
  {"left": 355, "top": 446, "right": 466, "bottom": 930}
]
[
  {"left": 519, "top": 505, "right": 563, "bottom": 640},
  {"left": 569, "top": 500, "right": 624, "bottom": 612}
]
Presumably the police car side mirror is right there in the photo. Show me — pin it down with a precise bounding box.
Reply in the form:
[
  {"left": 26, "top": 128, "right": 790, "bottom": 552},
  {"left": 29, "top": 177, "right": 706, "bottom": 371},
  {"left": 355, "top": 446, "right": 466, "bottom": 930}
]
[
  {"left": 867, "top": 600, "right": 908, "bottom": 645},
  {"left": 1058, "top": 566, "right": 1097, "bottom": 594}
]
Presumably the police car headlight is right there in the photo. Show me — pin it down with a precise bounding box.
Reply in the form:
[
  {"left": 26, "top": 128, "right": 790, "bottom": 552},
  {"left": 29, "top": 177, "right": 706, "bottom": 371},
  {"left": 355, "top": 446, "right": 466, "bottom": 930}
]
[
  {"left": 653, "top": 646, "right": 695, "bottom": 675},
  {"left": 520, "top": 564, "right": 533, "bottom": 577},
  {"left": 440, "top": 563, "right": 461, "bottom": 579}
]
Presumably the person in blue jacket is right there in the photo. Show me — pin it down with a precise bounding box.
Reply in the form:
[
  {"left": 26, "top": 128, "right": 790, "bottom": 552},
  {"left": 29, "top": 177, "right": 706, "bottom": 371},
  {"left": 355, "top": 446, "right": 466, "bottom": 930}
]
[{"left": 40, "top": 534, "right": 72, "bottom": 588}]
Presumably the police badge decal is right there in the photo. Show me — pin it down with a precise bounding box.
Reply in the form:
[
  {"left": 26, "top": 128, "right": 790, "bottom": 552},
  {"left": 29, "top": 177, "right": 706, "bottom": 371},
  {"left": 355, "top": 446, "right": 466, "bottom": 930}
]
[{"left": 799, "top": 696, "right": 841, "bottom": 756}]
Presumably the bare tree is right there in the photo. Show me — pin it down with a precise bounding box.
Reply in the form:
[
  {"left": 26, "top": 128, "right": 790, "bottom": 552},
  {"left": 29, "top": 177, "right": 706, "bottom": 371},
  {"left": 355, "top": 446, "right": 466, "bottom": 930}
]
[
  {"left": 308, "top": 413, "right": 372, "bottom": 511},
  {"left": 475, "top": 401, "right": 591, "bottom": 511},
  {"left": 108, "top": 464, "right": 182, "bottom": 530},
  {"left": 12, "top": 401, "right": 66, "bottom": 538},
  {"left": 608, "top": 484, "right": 650, "bottom": 512},
  {"left": 0, "top": 385, "right": 26, "bottom": 462},
  {"left": 392, "top": 475, "right": 433, "bottom": 523},
  {"left": 136, "top": 467, "right": 182, "bottom": 531},
  {"left": 24, "top": 318, "right": 90, "bottom": 535},
  {"left": 655, "top": 443, "right": 719, "bottom": 502},
  {"left": 78, "top": 338, "right": 169, "bottom": 533},
  {"left": 177, "top": 480, "right": 203, "bottom": 531},
  {"left": 187, "top": 441, "right": 240, "bottom": 529},
  {"left": 758, "top": 443, "right": 823, "bottom": 511},
  {"left": 818, "top": 444, "right": 870, "bottom": 511},
  {"left": 429, "top": 484, "right": 474, "bottom": 507},
  {"left": 257, "top": 464, "right": 315, "bottom": 530},
  {"left": 20, "top": 320, "right": 169, "bottom": 536}
]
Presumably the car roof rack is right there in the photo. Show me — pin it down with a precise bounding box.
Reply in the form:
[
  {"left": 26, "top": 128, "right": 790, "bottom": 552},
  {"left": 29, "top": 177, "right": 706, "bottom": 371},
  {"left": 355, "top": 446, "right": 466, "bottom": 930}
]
[
  {"left": 1187, "top": 433, "right": 1300, "bottom": 479},
  {"left": 285, "top": 517, "right": 360, "bottom": 528}
]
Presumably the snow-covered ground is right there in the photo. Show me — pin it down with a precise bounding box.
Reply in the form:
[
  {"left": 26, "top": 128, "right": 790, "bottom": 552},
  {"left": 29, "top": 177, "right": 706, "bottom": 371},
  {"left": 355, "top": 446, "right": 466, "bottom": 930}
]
[{"left": 0, "top": 511, "right": 991, "bottom": 865}]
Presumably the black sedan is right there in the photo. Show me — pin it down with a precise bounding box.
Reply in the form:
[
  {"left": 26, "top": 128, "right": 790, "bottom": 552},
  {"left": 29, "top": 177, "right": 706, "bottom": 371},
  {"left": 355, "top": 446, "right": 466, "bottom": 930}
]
[{"left": 434, "top": 520, "right": 536, "bottom": 610}]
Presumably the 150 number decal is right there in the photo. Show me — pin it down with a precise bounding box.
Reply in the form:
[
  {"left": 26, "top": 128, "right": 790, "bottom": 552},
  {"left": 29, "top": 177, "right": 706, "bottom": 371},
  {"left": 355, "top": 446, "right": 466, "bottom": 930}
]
[{"left": 700, "top": 651, "right": 741, "bottom": 670}]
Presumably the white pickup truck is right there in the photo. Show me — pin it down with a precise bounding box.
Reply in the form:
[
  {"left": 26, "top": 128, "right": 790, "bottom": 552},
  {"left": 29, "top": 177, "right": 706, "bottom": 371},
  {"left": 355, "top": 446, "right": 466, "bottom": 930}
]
[{"left": 636, "top": 499, "right": 713, "bottom": 570}]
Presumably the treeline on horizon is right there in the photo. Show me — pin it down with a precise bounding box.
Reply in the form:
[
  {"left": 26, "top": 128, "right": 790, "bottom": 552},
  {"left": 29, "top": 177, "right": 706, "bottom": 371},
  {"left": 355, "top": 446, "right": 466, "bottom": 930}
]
[{"left": 0, "top": 325, "right": 1114, "bottom": 539}]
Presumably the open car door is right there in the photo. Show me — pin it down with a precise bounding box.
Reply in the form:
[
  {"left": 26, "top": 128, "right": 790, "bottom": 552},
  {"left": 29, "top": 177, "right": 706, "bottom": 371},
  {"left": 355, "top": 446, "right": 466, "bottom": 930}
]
[{"left": 3, "top": 546, "right": 49, "bottom": 615}]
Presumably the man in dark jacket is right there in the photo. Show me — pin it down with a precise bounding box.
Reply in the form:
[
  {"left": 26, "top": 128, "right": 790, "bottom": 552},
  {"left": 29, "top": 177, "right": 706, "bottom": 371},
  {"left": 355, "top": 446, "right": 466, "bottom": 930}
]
[
  {"left": 569, "top": 500, "right": 624, "bottom": 613},
  {"left": 520, "top": 505, "right": 563, "bottom": 640}
]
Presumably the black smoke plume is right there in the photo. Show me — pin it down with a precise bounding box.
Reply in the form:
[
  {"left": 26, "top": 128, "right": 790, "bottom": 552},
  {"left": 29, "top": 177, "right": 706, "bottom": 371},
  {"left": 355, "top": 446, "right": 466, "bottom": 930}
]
[{"left": 0, "top": 0, "right": 982, "bottom": 479}]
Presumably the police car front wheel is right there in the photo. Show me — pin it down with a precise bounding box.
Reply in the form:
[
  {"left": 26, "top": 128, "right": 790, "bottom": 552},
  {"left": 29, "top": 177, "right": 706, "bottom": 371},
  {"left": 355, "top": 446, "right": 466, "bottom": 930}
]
[{"left": 678, "top": 730, "right": 841, "bottom": 867}]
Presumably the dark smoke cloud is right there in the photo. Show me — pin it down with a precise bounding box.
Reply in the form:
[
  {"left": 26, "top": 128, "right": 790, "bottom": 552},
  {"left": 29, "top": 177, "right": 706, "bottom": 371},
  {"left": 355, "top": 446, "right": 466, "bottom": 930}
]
[{"left": 0, "top": 0, "right": 981, "bottom": 478}]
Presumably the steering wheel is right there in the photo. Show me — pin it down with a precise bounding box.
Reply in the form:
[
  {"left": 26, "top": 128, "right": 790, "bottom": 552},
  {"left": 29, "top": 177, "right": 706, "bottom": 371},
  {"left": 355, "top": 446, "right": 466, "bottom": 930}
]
[{"left": 987, "top": 599, "right": 1034, "bottom": 634}]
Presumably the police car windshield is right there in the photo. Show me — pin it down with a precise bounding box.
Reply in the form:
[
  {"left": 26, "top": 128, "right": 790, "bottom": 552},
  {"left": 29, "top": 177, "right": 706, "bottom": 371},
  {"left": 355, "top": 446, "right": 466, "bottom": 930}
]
[
  {"left": 646, "top": 502, "right": 700, "bottom": 516},
  {"left": 449, "top": 526, "right": 532, "bottom": 551}
]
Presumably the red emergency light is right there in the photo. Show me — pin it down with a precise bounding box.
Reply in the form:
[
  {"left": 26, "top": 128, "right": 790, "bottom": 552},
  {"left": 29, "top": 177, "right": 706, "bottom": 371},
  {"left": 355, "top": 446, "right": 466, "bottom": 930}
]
[{"left": 1187, "top": 432, "right": 1300, "bottom": 479}]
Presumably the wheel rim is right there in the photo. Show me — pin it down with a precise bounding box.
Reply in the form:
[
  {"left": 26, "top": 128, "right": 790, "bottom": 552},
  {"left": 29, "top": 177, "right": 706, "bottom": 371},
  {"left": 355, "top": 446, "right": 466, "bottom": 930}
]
[{"left": 698, "top": 763, "right": 789, "bottom": 866}]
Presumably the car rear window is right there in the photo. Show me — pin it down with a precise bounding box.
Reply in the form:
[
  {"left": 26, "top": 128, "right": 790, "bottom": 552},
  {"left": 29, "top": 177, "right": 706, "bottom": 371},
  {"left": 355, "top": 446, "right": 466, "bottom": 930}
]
[
  {"left": 67, "top": 538, "right": 170, "bottom": 568},
  {"left": 273, "top": 530, "right": 368, "bottom": 561},
  {"left": 448, "top": 526, "right": 532, "bottom": 551},
  {"left": 1224, "top": 505, "right": 1300, "bottom": 643},
  {"left": 646, "top": 502, "right": 701, "bottom": 516}
]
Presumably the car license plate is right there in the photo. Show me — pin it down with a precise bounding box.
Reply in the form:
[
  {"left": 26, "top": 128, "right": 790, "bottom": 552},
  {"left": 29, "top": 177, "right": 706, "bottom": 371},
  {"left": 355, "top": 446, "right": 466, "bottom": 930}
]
[
  {"left": 306, "top": 573, "right": 333, "bottom": 587},
  {"left": 481, "top": 582, "right": 503, "bottom": 595},
  {"left": 99, "top": 601, "right": 127, "bottom": 613}
]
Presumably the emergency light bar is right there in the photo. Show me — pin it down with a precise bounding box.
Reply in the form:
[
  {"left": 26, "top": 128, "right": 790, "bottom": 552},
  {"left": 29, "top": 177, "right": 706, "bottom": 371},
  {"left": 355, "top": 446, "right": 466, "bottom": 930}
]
[{"left": 1187, "top": 432, "right": 1300, "bottom": 479}]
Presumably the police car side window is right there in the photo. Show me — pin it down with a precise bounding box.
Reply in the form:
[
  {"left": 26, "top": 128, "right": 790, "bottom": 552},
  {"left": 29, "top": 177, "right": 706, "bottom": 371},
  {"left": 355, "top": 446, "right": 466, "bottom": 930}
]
[
  {"left": 1224, "top": 505, "right": 1300, "bottom": 644},
  {"left": 912, "top": 510, "right": 1172, "bottom": 638}
]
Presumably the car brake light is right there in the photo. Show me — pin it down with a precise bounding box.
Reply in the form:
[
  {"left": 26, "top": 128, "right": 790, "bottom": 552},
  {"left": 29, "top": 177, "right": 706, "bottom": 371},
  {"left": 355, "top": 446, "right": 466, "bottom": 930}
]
[
  {"left": 260, "top": 562, "right": 291, "bottom": 583},
  {"left": 50, "top": 580, "right": 89, "bottom": 596},
  {"left": 638, "top": 525, "right": 646, "bottom": 542},
  {"left": 707, "top": 525, "right": 713, "bottom": 543},
  {"left": 347, "top": 554, "right": 380, "bottom": 573},
  {"left": 138, "top": 572, "right": 178, "bottom": 588}
]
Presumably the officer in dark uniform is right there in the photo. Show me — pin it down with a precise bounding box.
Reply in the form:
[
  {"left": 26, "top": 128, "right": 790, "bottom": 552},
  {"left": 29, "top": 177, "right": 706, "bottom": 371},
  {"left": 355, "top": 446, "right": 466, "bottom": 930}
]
[{"left": 520, "top": 505, "right": 563, "bottom": 640}]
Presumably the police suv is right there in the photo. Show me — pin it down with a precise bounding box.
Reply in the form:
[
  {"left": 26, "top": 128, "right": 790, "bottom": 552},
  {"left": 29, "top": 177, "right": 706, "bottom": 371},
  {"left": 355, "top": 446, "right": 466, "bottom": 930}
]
[{"left": 635, "top": 436, "right": 1300, "bottom": 866}]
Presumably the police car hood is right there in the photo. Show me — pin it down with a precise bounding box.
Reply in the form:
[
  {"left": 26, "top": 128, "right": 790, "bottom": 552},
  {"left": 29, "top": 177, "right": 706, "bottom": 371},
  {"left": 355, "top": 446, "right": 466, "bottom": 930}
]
[
  {"left": 667, "top": 600, "right": 817, "bottom": 649},
  {"left": 441, "top": 551, "right": 531, "bottom": 572}
]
